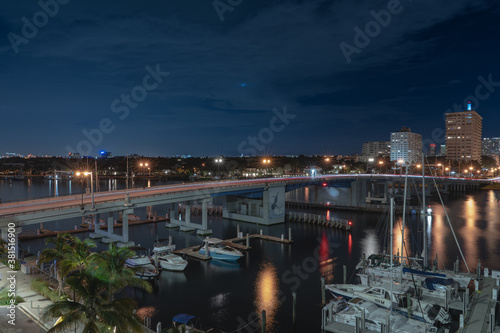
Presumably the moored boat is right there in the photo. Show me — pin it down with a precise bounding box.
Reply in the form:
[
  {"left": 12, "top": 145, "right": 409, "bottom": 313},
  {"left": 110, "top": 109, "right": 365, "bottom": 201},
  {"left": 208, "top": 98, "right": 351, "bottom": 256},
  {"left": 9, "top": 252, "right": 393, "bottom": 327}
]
[{"left": 198, "top": 238, "right": 244, "bottom": 261}]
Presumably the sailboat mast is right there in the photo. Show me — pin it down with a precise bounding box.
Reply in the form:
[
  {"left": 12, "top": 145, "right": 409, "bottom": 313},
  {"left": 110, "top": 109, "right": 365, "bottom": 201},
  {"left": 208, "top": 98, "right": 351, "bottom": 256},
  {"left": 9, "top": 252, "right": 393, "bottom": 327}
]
[
  {"left": 422, "top": 154, "right": 428, "bottom": 269},
  {"left": 390, "top": 197, "right": 394, "bottom": 317},
  {"left": 400, "top": 162, "right": 409, "bottom": 281}
]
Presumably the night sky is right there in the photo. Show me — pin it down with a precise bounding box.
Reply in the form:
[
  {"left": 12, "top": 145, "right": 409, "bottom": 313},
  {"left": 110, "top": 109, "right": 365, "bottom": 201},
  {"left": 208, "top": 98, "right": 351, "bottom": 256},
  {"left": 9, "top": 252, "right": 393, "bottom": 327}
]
[{"left": 1, "top": 0, "right": 499, "bottom": 157}]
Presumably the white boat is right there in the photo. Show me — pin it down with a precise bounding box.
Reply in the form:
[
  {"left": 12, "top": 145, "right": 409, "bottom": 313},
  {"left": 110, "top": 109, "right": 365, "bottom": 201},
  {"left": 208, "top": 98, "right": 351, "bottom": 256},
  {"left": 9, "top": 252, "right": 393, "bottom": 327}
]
[
  {"left": 151, "top": 239, "right": 188, "bottom": 272},
  {"left": 198, "top": 238, "right": 244, "bottom": 261},
  {"left": 326, "top": 280, "right": 451, "bottom": 325},
  {"left": 322, "top": 297, "right": 437, "bottom": 333},
  {"left": 125, "top": 246, "right": 159, "bottom": 279},
  {"left": 356, "top": 254, "right": 473, "bottom": 289}
]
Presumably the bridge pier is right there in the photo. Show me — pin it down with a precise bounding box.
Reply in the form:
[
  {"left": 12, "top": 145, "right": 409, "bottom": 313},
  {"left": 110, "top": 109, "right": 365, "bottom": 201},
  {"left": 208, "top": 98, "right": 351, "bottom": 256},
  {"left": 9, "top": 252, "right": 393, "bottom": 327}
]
[
  {"left": 90, "top": 209, "right": 134, "bottom": 247},
  {"left": 169, "top": 198, "right": 214, "bottom": 234},
  {"left": 222, "top": 184, "right": 285, "bottom": 225}
]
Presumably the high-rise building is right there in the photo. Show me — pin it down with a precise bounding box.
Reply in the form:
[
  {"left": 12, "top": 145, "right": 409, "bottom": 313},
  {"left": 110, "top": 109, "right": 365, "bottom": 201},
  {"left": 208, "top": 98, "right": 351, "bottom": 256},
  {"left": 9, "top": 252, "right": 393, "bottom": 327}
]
[
  {"left": 427, "top": 144, "right": 436, "bottom": 156},
  {"left": 482, "top": 138, "right": 500, "bottom": 157},
  {"left": 390, "top": 126, "right": 422, "bottom": 164},
  {"left": 440, "top": 145, "right": 446, "bottom": 156},
  {"left": 361, "top": 141, "right": 390, "bottom": 158},
  {"left": 445, "top": 102, "right": 483, "bottom": 161}
]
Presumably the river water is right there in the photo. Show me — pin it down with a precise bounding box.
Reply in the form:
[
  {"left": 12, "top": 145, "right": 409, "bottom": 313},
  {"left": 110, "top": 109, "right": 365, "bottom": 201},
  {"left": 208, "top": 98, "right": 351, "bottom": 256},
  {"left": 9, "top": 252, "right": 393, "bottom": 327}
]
[{"left": 2, "top": 178, "right": 500, "bottom": 332}]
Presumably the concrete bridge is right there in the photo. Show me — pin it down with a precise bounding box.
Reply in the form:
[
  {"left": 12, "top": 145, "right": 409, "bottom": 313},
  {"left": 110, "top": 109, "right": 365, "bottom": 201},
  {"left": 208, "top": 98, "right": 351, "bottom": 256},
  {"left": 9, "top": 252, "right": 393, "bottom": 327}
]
[{"left": 0, "top": 174, "right": 490, "bottom": 254}]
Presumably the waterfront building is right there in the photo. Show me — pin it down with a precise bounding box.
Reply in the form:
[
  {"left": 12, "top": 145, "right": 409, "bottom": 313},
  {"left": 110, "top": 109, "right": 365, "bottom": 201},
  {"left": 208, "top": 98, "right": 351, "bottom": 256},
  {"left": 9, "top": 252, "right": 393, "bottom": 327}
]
[
  {"left": 390, "top": 126, "right": 422, "bottom": 164},
  {"left": 360, "top": 141, "right": 390, "bottom": 162},
  {"left": 445, "top": 102, "right": 483, "bottom": 161},
  {"left": 427, "top": 143, "right": 436, "bottom": 156},
  {"left": 482, "top": 137, "right": 500, "bottom": 157}
]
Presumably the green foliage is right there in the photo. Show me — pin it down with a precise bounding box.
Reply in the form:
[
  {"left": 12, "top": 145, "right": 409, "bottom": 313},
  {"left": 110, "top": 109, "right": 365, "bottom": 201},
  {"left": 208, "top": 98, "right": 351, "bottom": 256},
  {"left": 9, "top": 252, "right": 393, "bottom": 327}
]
[
  {"left": 30, "top": 278, "right": 66, "bottom": 303},
  {"left": 0, "top": 288, "right": 24, "bottom": 305},
  {"left": 0, "top": 257, "right": 21, "bottom": 270}
]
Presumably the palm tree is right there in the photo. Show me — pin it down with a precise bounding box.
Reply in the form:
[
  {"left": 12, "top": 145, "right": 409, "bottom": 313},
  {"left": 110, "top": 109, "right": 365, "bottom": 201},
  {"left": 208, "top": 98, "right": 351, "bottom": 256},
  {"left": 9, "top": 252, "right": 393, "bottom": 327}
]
[
  {"left": 89, "top": 244, "right": 152, "bottom": 295},
  {"left": 37, "top": 233, "right": 74, "bottom": 296},
  {"left": 60, "top": 237, "right": 96, "bottom": 278},
  {"left": 41, "top": 269, "right": 144, "bottom": 333}
]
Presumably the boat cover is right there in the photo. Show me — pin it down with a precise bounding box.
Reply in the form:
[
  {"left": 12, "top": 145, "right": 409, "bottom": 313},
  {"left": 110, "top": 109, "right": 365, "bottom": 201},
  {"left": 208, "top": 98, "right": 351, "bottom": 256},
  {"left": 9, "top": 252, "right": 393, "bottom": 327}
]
[
  {"left": 173, "top": 313, "right": 196, "bottom": 324},
  {"left": 423, "top": 277, "right": 455, "bottom": 291},
  {"left": 402, "top": 267, "right": 446, "bottom": 278}
]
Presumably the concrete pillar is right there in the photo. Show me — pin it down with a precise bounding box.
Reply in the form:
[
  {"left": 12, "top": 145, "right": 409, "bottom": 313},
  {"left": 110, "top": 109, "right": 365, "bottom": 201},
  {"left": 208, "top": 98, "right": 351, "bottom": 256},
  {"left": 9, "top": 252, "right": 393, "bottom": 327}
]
[
  {"left": 202, "top": 200, "right": 208, "bottom": 229},
  {"left": 122, "top": 212, "right": 129, "bottom": 242},
  {"left": 107, "top": 212, "right": 114, "bottom": 234},
  {"left": 185, "top": 204, "right": 191, "bottom": 225}
]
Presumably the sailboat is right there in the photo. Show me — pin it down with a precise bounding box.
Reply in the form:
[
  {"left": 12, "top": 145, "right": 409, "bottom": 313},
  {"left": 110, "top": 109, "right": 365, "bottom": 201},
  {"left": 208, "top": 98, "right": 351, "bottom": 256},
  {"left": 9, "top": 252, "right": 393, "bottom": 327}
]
[{"left": 356, "top": 157, "right": 474, "bottom": 288}]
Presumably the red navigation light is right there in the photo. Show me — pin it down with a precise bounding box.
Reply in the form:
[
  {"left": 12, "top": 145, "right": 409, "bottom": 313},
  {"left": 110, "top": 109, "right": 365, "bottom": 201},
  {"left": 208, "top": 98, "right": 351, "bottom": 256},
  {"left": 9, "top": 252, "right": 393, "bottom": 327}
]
[
  {"left": 348, "top": 221, "right": 352, "bottom": 226},
  {"left": 322, "top": 183, "right": 327, "bottom": 187}
]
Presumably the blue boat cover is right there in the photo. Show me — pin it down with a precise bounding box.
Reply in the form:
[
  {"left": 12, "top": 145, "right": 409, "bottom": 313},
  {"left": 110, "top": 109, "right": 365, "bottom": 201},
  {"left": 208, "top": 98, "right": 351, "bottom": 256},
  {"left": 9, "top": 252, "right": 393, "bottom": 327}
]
[
  {"left": 424, "top": 277, "right": 455, "bottom": 291},
  {"left": 173, "top": 314, "right": 196, "bottom": 324},
  {"left": 402, "top": 267, "right": 446, "bottom": 278}
]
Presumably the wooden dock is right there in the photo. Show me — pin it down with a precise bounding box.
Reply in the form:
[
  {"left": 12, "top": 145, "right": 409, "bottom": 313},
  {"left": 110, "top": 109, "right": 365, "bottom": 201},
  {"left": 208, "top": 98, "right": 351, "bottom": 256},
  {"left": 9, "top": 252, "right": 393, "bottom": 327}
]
[
  {"left": 18, "top": 217, "right": 169, "bottom": 240},
  {"left": 172, "top": 234, "right": 293, "bottom": 261}
]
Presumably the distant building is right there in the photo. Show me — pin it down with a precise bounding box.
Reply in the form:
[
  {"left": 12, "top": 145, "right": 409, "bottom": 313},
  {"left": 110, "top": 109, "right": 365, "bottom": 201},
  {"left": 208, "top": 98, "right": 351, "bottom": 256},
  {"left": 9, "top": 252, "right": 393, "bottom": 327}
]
[
  {"left": 390, "top": 126, "right": 422, "bottom": 164},
  {"left": 427, "top": 144, "right": 436, "bottom": 156},
  {"left": 482, "top": 138, "right": 500, "bottom": 157},
  {"left": 445, "top": 102, "right": 482, "bottom": 161},
  {"left": 439, "top": 145, "right": 446, "bottom": 156},
  {"left": 68, "top": 152, "right": 81, "bottom": 158},
  {"left": 361, "top": 141, "right": 390, "bottom": 162}
]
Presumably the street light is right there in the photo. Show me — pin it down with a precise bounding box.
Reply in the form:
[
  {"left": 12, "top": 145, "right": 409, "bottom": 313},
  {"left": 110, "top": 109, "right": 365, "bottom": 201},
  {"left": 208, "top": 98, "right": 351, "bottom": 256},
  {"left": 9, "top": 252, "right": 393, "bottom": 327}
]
[
  {"left": 397, "top": 159, "right": 404, "bottom": 175},
  {"left": 215, "top": 158, "right": 223, "bottom": 179},
  {"left": 262, "top": 159, "right": 271, "bottom": 184},
  {"left": 76, "top": 171, "right": 94, "bottom": 210},
  {"left": 378, "top": 161, "right": 384, "bottom": 173}
]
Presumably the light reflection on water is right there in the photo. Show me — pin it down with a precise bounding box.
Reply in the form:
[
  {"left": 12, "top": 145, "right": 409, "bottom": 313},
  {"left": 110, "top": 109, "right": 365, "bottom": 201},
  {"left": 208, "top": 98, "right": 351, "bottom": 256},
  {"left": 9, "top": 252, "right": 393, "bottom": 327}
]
[{"left": 254, "top": 261, "right": 279, "bottom": 333}]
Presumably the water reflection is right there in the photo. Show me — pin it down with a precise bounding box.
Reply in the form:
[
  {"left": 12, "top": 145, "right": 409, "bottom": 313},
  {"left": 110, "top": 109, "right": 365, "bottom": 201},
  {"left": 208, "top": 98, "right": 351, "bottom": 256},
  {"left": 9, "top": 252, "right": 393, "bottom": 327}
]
[
  {"left": 254, "top": 261, "right": 279, "bottom": 332},
  {"left": 209, "top": 260, "right": 241, "bottom": 272}
]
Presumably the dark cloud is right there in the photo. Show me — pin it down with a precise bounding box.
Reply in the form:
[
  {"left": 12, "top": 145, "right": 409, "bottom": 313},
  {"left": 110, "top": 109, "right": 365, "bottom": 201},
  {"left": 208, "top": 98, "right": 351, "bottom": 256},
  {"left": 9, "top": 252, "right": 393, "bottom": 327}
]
[{"left": 0, "top": 0, "right": 499, "bottom": 156}]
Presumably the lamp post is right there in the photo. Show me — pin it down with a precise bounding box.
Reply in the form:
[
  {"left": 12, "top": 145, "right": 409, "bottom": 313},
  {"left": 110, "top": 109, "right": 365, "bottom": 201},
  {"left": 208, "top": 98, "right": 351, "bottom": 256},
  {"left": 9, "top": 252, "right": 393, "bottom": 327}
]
[
  {"left": 397, "top": 159, "right": 404, "bottom": 175},
  {"left": 469, "top": 166, "right": 473, "bottom": 180},
  {"left": 262, "top": 159, "right": 271, "bottom": 184},
  {"left": 215, "top": 158, "right": 223, "bottom": 180},
  {"left": 378, "top": 161, "right": 384, "bottom": 174},
  {"left": 76, "top": 171, "right": 94, "bottom": 210},
  {"left": 325, "top": 157, "right": 331, "bottom": 173}
]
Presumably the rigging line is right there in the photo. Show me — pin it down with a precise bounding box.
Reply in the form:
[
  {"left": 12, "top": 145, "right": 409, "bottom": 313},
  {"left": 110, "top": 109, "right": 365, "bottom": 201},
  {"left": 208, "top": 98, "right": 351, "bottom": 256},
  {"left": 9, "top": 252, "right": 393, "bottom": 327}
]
[
  {"left": 402, "top": 236, "right": 427, "bottom": 325},
  {"left": 424, "top": 156, "right": 470, "bottom": 273}
]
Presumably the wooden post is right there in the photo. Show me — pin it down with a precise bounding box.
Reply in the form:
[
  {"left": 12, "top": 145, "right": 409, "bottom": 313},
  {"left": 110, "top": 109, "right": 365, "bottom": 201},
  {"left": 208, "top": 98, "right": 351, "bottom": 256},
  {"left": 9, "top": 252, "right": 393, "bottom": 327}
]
[
  {"left": 237, "top": 224, "right": 240, "bottom": 238},
  {"left": 292, "top": 292, "right": 296, "bottom": 326},
  {"left": 289, "top": 227, "right": 292, "bottom": 241},
  {"left": 343, "top": 265, "right": 347, "bottom": 284},
  {"left": 321, "top": 276, "right": 326, "bottom": 306},
  {"left": 261, "top": 310, "right": 266, "bottom": 333},
  {"left": 246, "top": 233, "right": 250, "bottom": 247}
]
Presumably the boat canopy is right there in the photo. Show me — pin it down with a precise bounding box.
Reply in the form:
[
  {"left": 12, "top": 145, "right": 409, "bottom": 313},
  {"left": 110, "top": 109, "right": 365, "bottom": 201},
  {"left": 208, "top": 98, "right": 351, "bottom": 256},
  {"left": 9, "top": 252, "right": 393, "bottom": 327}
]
[
  {"left": 173, "top": 313, "right": 196, "bottom": 325},
  {"left": 204, "top": 238, "right": 223, "bottom": 244},
  {"left": 423, "top": 277, "right": 455, "bottom": 291}
]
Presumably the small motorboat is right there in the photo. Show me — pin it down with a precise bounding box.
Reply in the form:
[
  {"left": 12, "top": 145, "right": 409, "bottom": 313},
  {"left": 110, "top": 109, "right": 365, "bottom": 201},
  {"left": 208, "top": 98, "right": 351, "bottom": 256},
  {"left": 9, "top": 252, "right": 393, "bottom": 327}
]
[
  {"left": 151, "top": 239, "right": 188, "bottom": 272},
  {"left": 125, "top": 246, "right": 159, "bottom": 280},
  {"left": 198, "top": 238, "right": 244, "bottom": 261}
]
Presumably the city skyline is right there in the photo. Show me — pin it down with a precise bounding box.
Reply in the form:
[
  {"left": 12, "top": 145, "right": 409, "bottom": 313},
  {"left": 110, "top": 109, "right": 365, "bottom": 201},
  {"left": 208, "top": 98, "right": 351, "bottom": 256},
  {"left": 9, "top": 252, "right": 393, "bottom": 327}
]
[{"left": 1, "top": 1, "right": 500, "bottom": 157}]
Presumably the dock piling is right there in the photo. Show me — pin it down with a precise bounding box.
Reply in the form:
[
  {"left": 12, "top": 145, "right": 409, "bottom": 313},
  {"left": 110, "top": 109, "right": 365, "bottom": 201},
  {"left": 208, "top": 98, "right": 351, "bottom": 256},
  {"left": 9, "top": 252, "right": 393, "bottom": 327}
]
[
  {"left": 343, "top": 265, "right": 347, "bottom": 284},
  {"left": 321, "top": 276, "right": 325, "bottom": 306},
  {"left": 237, "top": 224, "right": 240, "bottom": 238},
  {"left": 246, "top": 233, "right": 249, "bottom": 247},
  {"left": 292, "top": 292, "right": 296, "bottom": 326},
  {"left": 289, "top": 227, "right": 292, "bottom": 241},
  {"left": 261, "top": 310, "right": 266, "bottom": 333},
  {"left": 156, "top": 322, "right": 161, "bottom": 333}
]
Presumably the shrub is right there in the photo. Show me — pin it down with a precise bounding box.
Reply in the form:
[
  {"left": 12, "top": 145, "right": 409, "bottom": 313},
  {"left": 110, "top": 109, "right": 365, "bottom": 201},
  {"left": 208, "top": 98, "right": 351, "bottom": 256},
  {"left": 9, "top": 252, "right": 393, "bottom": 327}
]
[
  {"left": 0, "top": 288, "right": 24, "bottom": 305},
  {"left": 30, "top": 278, "right": 66, "bottom": 302}
]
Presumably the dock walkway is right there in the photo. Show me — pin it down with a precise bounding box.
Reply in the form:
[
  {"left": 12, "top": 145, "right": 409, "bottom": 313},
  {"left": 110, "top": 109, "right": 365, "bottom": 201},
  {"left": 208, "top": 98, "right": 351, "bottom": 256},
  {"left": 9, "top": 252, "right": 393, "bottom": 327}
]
[
  {"left": 459, "top": 276, "right": 499, "bottom": 333},
  {"left": 172, "top": 234, "right": 293, "bottom": 261}
]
